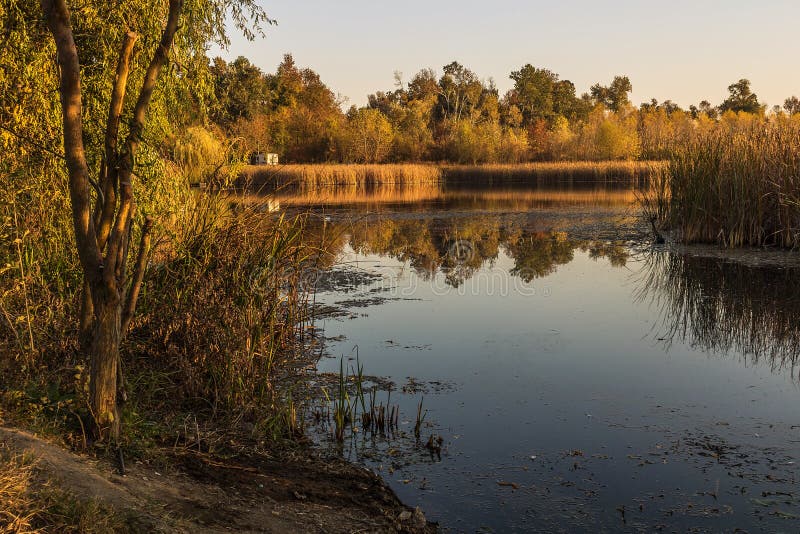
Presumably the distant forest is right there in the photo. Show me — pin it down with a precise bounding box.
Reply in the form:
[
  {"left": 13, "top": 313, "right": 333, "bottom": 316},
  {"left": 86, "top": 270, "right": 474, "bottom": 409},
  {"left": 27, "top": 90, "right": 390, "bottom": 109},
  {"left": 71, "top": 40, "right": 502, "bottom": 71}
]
[{"left": 210, "top": 54, "right": 800, "bottom": 164}]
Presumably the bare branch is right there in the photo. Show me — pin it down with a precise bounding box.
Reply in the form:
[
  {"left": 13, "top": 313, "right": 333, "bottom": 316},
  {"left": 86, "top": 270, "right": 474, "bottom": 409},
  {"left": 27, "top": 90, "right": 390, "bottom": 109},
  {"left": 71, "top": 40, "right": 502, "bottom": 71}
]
[{"left": 131, "top": 0, "right": 184, "bottom": 146}]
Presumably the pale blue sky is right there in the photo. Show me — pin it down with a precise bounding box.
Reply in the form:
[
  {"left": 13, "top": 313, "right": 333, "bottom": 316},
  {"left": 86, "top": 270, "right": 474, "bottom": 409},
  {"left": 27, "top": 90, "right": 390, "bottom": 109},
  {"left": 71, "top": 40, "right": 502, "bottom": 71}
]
[{"left": 213, "top": 0, "right": 800, "bottom": 109}]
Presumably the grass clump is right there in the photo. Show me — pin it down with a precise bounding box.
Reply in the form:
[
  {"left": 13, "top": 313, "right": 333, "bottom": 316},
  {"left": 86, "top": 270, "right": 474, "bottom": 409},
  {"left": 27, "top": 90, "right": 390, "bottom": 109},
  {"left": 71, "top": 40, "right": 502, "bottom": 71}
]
[{"left": 0, "top": 445, "right": 121, "bottom": 533}]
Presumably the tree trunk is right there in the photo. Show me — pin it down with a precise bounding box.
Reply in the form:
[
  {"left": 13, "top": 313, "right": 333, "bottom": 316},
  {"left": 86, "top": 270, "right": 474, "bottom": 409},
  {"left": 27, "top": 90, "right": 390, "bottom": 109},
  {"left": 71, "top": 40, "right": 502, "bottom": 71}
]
[
  {"left": 42, "top": 0, "right": 184, "bottom": 442},
  {"left": 89, "top": 285, "right": 121, "bottom": 441},
  {"left": 79, "top": 278, "right": 94, "bottom": 349}
]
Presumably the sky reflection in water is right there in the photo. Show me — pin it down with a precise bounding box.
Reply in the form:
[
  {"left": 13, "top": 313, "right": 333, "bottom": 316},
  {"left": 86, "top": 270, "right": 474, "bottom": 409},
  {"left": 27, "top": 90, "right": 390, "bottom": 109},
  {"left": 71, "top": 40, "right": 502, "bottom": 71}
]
[{"left": 300, "top": 183, "right": 800, "bottom": 532}]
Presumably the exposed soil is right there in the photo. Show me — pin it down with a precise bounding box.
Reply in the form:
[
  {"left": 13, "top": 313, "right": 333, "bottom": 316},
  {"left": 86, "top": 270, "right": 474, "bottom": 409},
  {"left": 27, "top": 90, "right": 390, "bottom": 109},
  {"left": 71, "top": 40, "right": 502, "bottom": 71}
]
[{"left": 0, "top": 427, "right": 436, "bottom": 533}]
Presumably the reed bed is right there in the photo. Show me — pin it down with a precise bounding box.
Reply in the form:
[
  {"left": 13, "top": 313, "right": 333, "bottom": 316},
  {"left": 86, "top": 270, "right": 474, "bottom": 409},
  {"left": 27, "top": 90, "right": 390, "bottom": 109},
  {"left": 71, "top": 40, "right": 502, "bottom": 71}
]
[
  {"left": 442, "top": 161, "right": 665, "bottom": 183},
  {"left": 133, "top": 201, "right": 322, "bottom": 422},
  {"left": 241, "top": 163, "right": 443, "bottom": 188},
  {"left": 663, "top": 121, "right": 800, "bottom": 248},
  {"left": 239, "top": 161, "right": 665, "bottom": 191}
]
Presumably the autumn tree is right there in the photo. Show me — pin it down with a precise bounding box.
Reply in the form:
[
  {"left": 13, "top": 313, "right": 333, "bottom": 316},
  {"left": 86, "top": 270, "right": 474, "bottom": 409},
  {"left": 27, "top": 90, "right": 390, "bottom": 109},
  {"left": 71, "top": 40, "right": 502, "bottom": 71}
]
[
  {"left": 436, "top": 62, "right": 484, "bottom": 123},
  {"left": 507, "top": 64, "right": 580, "bottom": 125},
  {"left": 210, "top": 56, "right": 270, "bottom": 126},
  {"left": 38, "top": 0, "right": 270, "bottom": 440},
  {"left": 339, "top": 107, "right": 394, "bottom": 163}
]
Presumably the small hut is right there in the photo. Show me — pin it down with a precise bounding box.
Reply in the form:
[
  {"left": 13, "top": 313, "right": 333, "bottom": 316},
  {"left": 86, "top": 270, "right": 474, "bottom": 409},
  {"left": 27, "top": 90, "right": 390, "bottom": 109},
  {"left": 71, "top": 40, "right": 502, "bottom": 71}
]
[{"left": 250, "top": 152, "right": 279, "bottom": 165}]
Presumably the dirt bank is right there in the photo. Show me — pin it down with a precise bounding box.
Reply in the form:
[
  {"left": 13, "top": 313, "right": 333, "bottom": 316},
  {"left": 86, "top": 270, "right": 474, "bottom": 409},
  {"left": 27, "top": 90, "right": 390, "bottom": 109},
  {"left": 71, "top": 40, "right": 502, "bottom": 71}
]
[{"left": 0, "top": 427, "right": 435, "bottom": 533}]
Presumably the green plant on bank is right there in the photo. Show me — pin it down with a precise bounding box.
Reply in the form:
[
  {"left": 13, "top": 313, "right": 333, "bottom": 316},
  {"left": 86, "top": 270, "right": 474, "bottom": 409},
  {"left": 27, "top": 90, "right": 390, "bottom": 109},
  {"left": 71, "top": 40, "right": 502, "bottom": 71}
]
[
  {"left": 414, "top": 398, "right": 426, "bottom": 439},
  {"left": 652, "top": 118, "right": 800, "bottom": 247},
  {"left": 321, "top": 355, "right": 403, "bottom": 443},
  {"left": 331, "top": 358, "right": 352, "bottom": 443}
]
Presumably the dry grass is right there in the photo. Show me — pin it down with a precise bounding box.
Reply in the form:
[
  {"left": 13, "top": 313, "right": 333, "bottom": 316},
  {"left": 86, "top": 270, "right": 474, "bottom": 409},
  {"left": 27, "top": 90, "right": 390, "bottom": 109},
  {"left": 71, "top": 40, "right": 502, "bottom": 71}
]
[
  {"left": 0, "top": 450, "right": 36, "bottom": 533},
  {"left": 665, "top": 120, "right": 800, "bottom": 247},
  {"left": 442, "top": 161, "right": 665, "bottom": 183},
  {"left": 240, "top": 162, "right": 663, "bottom": 190},
  {"left": 0, "top": 445, "right": 119, "bottom": 533},
  {"left": 240, "top": 163, "right": 442, "bottom": 188}
]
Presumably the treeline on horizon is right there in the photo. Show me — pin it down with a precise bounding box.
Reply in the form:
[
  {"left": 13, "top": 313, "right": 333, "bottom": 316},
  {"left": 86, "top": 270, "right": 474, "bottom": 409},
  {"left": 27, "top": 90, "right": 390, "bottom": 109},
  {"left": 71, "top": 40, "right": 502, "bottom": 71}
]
[{"left": 210, "top": 54, "right": 800, "bottom": 164}]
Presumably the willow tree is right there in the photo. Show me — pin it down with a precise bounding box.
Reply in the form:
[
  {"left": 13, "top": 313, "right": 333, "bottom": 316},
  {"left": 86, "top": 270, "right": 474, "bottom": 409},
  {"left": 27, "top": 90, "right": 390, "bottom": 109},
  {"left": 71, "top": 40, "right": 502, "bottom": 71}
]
[{"left": 39, "top": 0, "right": 270, "bottom": 440}]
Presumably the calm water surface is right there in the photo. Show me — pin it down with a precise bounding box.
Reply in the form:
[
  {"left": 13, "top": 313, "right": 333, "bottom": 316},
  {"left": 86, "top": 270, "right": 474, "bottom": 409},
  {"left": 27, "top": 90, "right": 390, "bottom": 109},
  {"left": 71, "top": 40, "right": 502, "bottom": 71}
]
[{"left": 285, "top": 181, "right": 800, "bottom": 532}]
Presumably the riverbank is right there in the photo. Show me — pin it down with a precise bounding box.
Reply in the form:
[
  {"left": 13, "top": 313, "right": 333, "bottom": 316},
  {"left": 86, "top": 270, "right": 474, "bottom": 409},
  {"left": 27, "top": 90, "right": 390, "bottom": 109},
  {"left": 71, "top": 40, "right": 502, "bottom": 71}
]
[
  {"left": 0, "top": 192, "right": 438, "bottom": 532},
  {"left": 0, "top": 425, "right": 434, "bottom": 533}
]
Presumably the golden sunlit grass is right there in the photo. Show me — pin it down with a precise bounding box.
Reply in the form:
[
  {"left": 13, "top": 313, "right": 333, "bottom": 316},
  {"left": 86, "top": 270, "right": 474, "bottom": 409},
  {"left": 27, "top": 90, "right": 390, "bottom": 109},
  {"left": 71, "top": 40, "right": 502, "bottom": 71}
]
[
  {"left": 240, "top": 161, "right": 665, "bottom": 190},
  {"left": 0, "top": 446, "right": 119, "bottom": 533},
  {"left": 0, "top": 451, "right": 36, "bottom": 533},
  {"left": 665, "top": 120, "right": 800, "bottom": 247},
  {"left": 241, "top": 163, "right": 443, "bottom": 187},
  {"left": 442, "top": 161, "right": 666, "bottom": 182}
]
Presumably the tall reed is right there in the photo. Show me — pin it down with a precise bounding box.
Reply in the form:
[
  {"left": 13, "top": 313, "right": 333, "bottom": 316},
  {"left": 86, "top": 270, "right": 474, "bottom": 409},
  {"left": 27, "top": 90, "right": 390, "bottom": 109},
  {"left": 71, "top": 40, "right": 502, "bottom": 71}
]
[
  {"left": 662, "top": 120, "right": 800, "bottom": 248},
  {"left": 241, "top": 163, "right": 442, "bottom": 188},
  {"left": 240, "top": 161, "right": 664, "bottom": 190},
  {"left": 442, "top": 161, "right": 664, "bottom": 183}
]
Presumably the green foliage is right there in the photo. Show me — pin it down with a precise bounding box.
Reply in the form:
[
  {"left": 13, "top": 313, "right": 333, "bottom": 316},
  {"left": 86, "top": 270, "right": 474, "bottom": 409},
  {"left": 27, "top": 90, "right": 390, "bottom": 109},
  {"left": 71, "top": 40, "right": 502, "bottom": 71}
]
[
  {"left": 507, "top": 64, "right": 581, "bottom": 125},
  {"left": 221, "top": 54, "right": 344, "bottom": 161},
  {"left": 590, "top": 76, "right": 633, "bottom": 112},
  {"left": 720, "top": 79, "right": 764, "bottom": 115}
]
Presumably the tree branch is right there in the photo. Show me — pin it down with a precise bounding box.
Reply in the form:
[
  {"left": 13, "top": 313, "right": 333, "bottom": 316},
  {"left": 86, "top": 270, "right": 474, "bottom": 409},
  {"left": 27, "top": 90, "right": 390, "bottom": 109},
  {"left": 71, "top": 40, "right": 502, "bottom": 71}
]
[
  {"left": 96, "top": 31, "right": 138, "bottom": 251},
  {"left": 106, "top": 0, "right": 183, "bottom": 277},
  {"left": 41, "top": 0, "right": 101, "bottom": 274},
  {"left": 121, "top": 217, "right": 153, "bottom": 336}
]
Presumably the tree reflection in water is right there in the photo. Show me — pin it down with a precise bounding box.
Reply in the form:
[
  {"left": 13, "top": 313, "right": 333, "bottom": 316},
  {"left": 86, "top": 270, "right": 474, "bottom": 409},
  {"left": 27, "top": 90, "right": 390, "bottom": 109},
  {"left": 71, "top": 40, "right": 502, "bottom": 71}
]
[{"left": 306, "top": 214, "right": 630, "bottom": 288}]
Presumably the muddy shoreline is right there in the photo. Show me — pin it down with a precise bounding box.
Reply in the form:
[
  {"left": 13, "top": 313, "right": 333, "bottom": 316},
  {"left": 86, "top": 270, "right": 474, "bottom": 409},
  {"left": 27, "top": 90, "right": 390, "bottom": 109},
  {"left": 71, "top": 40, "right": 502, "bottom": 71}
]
[{"left": 0, "top": 425, "right": 436, "bottom": 533}]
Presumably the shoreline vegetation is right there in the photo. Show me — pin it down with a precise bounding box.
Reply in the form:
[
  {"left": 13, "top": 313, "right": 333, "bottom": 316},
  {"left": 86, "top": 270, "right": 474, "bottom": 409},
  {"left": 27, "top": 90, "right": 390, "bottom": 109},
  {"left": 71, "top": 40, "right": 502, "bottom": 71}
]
[
  {"left": 240, "top": 160, "right": 665, "bottom": 188},
  {"left": 659, "top": 120, "right": 800, "bottom": 248}
]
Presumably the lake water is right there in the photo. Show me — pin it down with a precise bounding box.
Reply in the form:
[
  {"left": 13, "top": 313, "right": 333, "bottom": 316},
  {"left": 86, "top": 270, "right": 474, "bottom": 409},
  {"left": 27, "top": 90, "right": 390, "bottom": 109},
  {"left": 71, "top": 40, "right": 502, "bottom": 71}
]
[{"left": 282, "top": 180, "right": 800, "bottom": 532}]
